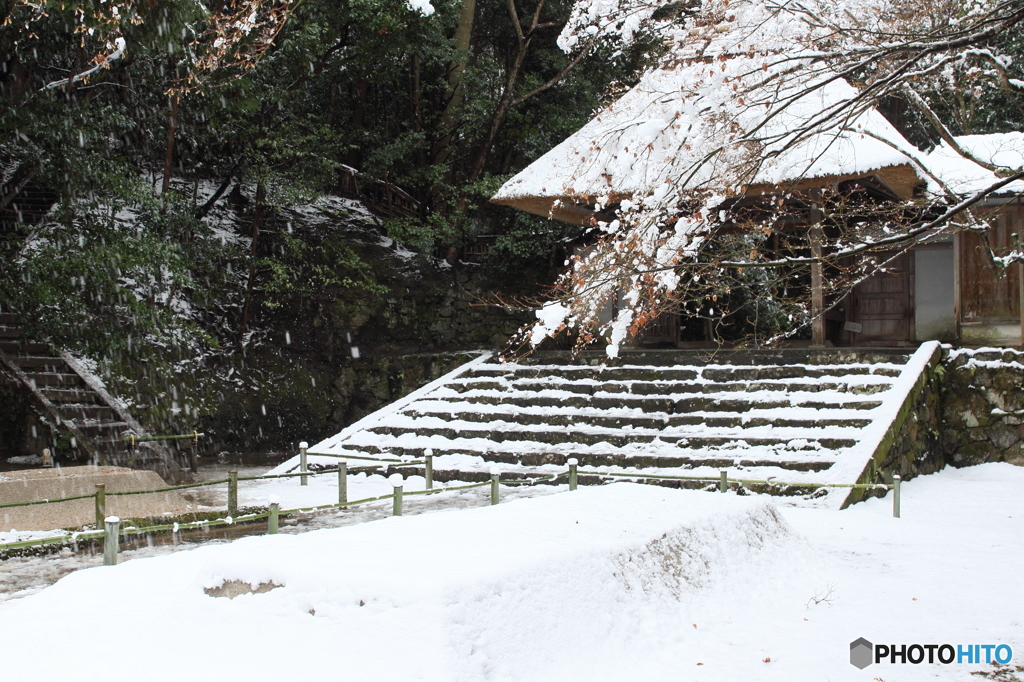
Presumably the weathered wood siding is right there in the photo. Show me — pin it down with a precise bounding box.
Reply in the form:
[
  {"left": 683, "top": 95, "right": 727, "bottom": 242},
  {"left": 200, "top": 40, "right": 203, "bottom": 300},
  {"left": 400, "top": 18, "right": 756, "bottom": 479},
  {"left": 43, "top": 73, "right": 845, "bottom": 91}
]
[{"left": 961, "top": 205, "right": 1022, "bottom": 323}]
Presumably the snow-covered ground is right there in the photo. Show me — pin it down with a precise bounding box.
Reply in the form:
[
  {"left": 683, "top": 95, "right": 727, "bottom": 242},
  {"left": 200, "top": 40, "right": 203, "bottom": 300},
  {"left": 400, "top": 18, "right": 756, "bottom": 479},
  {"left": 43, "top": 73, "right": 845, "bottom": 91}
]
[{"left": 0, "top": 463, "right": 1021, "bottom": 681}]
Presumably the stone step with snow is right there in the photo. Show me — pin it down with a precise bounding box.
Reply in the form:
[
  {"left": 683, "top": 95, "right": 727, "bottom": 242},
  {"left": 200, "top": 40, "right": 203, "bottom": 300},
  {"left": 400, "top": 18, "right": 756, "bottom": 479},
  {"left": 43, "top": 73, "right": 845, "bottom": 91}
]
[
  {"left": 401, "top": 405, "right": 873, "bottom": 430},
  {"left": 325, "top": 445, "right": 836, "bottom": 474},
  {"left": 0, "top": 314, "right": 182, "bottom": 477},
  {"left": 40, "top": 387, "right": 104, "bottom": 405},
  {"left": 362, "top": 421, "right": 859, "bottom": 449},
  {"left": 446, "top": 377, "right": 893, "bottom": 396},
  {"left": 461, "top": 363, "right": 903, "bottom": 382},
  {"left": 301, "top": 344, "right": 940, "bottom": 508},
  {"left": 23, "top": 371, "right": 87, "bottom": 388},
  {"left": 422, "top": 389, "right": 884, "bottom": 413}
]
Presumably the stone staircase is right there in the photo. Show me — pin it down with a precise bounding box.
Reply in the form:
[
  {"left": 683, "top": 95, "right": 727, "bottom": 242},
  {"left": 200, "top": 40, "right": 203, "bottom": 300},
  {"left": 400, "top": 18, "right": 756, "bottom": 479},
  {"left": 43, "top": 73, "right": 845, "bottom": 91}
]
[
  {"left": 0, "top": 311, "right": 182, "bottom": 479},
  {"left": 307, "top": 344, "right": 940, "bottom": 508}
]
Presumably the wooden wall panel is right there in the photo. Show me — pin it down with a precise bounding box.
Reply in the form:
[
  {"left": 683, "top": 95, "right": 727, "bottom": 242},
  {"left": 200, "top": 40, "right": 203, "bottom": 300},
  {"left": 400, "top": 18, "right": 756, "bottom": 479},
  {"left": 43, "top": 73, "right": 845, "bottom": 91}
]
[{"left": 961, "top": 206, "right": 1022, "bottom": 322}]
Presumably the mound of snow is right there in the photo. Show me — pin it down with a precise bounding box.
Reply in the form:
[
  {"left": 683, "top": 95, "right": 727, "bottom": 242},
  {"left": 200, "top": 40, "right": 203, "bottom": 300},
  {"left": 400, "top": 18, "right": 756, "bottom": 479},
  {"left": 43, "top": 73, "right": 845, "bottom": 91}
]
[{"left": 0, "top": 484, "right": 790, "bottom": 681}]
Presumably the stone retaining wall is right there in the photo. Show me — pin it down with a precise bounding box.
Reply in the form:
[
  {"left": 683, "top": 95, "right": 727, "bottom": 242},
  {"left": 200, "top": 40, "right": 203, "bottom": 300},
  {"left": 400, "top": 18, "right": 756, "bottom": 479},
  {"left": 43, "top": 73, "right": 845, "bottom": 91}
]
[
  {"left": 875, "top": 358, "right": 947, "bottom": 480},
  {"left": 939, "top": 348, "right": 1024, "bottom": 467},
  {"left": 857, "top": 347, "right": 1024, "bottom": 503}
]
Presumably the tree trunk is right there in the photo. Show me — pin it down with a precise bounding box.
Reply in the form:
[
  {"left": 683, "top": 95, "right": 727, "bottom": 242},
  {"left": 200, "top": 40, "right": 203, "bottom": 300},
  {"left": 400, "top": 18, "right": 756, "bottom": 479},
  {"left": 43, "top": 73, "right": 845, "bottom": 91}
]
[
  {"left": 161, "top": 94, "right": 179, "bottom": 214},
  {"left": 195, "top": 157, "right": 244, "bottom": 220},
  {"left": 239, "top": 180, "right": 266, "bottom": 346},
  {"left": 411, "top": 53, "right": 426, "bottom": 169},
  {"left": 467, "top": 31, "right": 595, "bottom": 183},
  {"left": 348, "top": 79, "right": 368, "bottom": 168},
  {"left": 432, "top": 0, "right": 476, "bottom": 169},
  {"left": 326, "top": 80, "right": 338, "bottom": 128}
]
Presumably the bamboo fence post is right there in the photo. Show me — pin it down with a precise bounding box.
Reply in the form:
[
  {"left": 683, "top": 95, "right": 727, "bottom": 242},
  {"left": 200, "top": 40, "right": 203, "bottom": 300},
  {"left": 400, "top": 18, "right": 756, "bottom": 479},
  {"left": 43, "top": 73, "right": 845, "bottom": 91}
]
[
  {"left": 268, "top": 499, "right": 279, "bottom": 534},
  {"left": 190, "top": 430, "right": 199, "bottom": 473},
  {"left": 338, "top": 461, "right": 348, "bottom": 505},
  {"left": 299, "top": 441, "right": 308, "bottom": 486},
  {"left": 103, "top": 516, "right": 120, "bottom": 566},
  {"left": 94, "top": 484, "right": 105, "bottom": 527},
  {"left": 720, "top": 470, "right": 728, "bottom": 493},
  {"left": 390, "top": 474, "right": 404, "bottom": 516},
  {"left": 425, "top": 448, "right": 434, "bottom": 490},
  {"left": 568, "top": 458, "right": 578, "bottom": 491},
  {"left": 228, "top": 470, "right": 238, "bottom": 517},
  {"left": 490, "top": 468, "right": 500, "bottom": 505},
  {"left": 893, "top": 475, "right": 901, "bottom": 518},
  {"left": 127, "top": 433, "right": 136, "bottom": 468}
]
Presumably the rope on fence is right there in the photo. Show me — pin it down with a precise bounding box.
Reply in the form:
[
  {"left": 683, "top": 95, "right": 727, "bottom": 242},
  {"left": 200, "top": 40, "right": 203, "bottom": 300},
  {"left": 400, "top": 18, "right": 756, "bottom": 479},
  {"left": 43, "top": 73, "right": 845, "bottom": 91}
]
[
  {"left": 0, "top": 478, "right": 517, "bottom": 551},
  {"left": 575, "top": 468, "right": 893, "bottom": 490},
  {"left": 297, "top": 451, "right": 423, "bottom": 465},
  {"left": 0, "top": 464, "right": 900, "bottom": 553},
  {"left": 0, "top": 492, "right": 99, "bottom": 509},
  {"left": 0, "top": 464, "right": 389, "bottom": 509},
  {"left": 124, "top": 433, "right": 206, "bottom": 443},
  {"left": 104, "top": 478, "right": 231, "bottom": 496},
  {"left": 0, "top": 465, "right": 891, "bottom": 510}
]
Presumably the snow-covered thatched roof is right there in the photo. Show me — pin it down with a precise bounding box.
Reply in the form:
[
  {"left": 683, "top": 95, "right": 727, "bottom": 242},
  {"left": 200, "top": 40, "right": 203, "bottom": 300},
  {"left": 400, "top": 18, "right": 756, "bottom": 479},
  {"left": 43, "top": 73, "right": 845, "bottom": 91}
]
[
  {"left": 925, "top": 132, "right": 1024, "bottom": 197},
  {"left": 492, "top": 61, "right": 927, "bottom": 225}
]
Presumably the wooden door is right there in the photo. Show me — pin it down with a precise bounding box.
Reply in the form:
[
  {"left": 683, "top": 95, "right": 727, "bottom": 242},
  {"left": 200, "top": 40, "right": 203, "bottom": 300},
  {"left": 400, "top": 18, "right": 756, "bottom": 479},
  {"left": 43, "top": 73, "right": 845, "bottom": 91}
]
[
  {"left": 851, "top": 251, "right": 914, "bottom": 345},
  {"left": 638, "top": 312, "right": 680, "bottom": 346}
]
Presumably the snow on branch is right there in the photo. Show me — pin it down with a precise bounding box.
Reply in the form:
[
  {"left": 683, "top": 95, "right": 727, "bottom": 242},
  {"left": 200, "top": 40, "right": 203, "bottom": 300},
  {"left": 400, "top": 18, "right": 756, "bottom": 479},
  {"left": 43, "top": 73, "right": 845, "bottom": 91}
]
[{"left": 41, "top": 37, "right": 126, "bottom": 91}]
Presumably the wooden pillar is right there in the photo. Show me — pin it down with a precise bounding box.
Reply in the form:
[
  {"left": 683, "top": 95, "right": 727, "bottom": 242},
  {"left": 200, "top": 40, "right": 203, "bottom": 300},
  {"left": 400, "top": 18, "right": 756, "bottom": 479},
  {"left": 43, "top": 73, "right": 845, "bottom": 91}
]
[
  {"left": 809, "top": 224, "right": 826, "bottom": 347},
  {"left": 953, "top": 231, "right": 962, "bottom": 343},
  {"left": 1019, "top": 261, "right": 1023, "bottom": 349}
]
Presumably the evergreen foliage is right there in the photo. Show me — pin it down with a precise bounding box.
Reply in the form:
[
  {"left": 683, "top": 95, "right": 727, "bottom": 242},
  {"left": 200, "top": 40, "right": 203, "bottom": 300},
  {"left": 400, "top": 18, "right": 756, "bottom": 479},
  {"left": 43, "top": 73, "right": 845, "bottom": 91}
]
[{"left": 0, "top": 0, "right": 643, "bottom": 364}]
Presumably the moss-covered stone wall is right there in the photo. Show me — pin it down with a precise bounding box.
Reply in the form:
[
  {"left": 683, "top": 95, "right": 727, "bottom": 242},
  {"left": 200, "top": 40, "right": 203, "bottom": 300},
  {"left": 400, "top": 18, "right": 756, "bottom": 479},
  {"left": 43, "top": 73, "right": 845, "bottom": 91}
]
[
  {"left": 851, "top": 346, "right": 1024, "bottom": 505},
  {"left": 938, "top": 348, "right": 1024, "bottom": 467},
  {"left": 874, "top": 359, "right": 947, "bottom": 481}
]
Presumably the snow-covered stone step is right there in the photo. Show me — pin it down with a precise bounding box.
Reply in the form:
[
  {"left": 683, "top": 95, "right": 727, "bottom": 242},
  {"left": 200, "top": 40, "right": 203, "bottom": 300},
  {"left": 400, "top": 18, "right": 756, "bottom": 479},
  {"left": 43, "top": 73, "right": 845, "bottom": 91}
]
[
  {"left": 464, "top": 367, "right": 700, "bottom": 382},
  {"left": 22, "top": 371, "right": 85, "bottom": 388},
  {"left": 421, "top": 452, "right": 840, "bottom": 481},
  {"left": 477, "top": 349, "right": 914, "bottom": 368},
  {"left": 329, "top": 444, "right": 838, "bottom": 472},
  {"left": 303, "top": 343, "right": 941, "bottom": 508},
  {"left": 74, "top": 420, "right": 130, "bottom": 436},
  {"left": 13, "top": 355, "right": 67, "bottom": 371},
  {"left": 447, "top": 378, "right": 893, "bottom": 396},
  {"left": 343, "top": 429, "right": 849, "bottom": 456},
  {"left": 0, "top": 340, "right": 49, "bottom": 354},
  {"left": 427, "top": 389, "right": 883, "bottom": 413},
  {"left": 464, "top": 362, "right": 908, "bottom": 381},
  {"left": 363, "top": 423, "right": 859, "bottom": 450},
  {"left": 58, "top": 404, "right": 118, "bottom": 421},
  {"left": 400, "top": 406, "right": 873, "bottom": 430},
  {"left": 40, "top": 387, "right": 104, "bottom": 405},
  {"left": 370, "top": 413, "right": 863, "bottom": 439}
]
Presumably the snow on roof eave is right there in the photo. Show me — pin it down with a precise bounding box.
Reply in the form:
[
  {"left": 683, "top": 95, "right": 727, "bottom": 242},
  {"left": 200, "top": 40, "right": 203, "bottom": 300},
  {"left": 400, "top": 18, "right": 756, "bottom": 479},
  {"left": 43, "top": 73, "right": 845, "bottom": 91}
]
[
  {"left": 492, "top": 163, "right": 925, "bottom": 227},
  {"left": 490, "top": 194, "right": 603, "bottom": 227},
  {"left": 742, "top": 163, "right": 925, "bottom": 202}
]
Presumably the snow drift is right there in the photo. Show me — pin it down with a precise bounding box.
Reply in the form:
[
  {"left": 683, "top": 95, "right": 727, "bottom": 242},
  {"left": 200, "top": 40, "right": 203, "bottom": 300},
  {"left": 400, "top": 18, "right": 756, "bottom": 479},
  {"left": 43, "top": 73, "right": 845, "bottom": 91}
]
[{"left": 0, "top": 484, "right": 792, "bottom": 681}]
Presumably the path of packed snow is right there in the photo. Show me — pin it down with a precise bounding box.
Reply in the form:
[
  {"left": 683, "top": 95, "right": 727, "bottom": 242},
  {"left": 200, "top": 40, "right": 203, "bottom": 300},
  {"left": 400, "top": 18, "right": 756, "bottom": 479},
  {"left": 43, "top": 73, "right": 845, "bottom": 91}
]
[{"left": 0, "top": 462, "right": 1021, "bottom": 680}]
